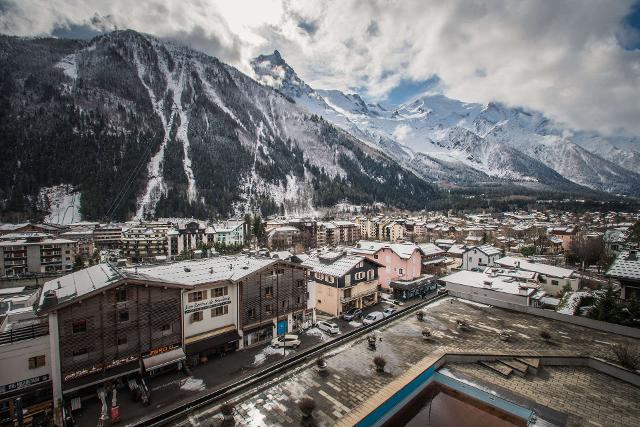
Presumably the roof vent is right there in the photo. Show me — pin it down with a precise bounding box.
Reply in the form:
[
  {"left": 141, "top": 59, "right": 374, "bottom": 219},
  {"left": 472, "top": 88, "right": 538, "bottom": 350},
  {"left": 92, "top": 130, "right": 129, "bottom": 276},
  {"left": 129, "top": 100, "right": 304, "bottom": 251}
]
[
  {"left": 628, "top": 250, "right": 637, "bottom": 261},
  {"left": 41, "top": 290, "right": 58, "bottom": 311},
  {"left": 184, "top": 267, "right": 191, "bottom": 272}
]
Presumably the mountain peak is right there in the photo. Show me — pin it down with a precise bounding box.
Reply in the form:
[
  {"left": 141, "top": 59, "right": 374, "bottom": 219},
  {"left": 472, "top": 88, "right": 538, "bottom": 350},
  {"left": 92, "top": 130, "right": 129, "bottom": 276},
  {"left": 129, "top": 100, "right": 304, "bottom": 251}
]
[{"left": 251, "top": 50, "right": 313, "bottom": 98}]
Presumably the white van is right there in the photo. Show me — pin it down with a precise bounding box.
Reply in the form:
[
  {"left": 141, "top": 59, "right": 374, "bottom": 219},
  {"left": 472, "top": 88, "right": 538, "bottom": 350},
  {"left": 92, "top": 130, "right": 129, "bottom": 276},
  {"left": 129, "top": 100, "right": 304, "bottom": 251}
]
[{"left": 363, "top": 311, "right": 384, "bottom": 325}]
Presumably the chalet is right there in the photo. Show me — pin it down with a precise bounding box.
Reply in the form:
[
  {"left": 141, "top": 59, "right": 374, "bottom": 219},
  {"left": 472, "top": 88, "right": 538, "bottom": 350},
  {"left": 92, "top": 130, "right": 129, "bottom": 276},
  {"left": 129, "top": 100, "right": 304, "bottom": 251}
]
[
  {"left": 462, "top": 245, "right": 503, "bottom": 270},
  {"left": 303, "top": 252, "right": 381, "bottom": 317},
  {"left": 606, "top": 250, "right": 640, "bottom": 300},
  {"left": 351, "top": 241, "right": 424, "bottom": 290},
  {"left": 495, "top": 256, "right": 580, "bottom": 295},
  {"left": 441, "top": 270, "right": 541, "bottom": 307}
]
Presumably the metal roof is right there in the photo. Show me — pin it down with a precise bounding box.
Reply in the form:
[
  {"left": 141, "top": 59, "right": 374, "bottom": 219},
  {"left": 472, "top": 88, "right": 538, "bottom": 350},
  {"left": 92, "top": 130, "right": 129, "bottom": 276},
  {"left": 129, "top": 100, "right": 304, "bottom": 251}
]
[{"left": 606, "top": 251, "right": 640, "bottom": 281}]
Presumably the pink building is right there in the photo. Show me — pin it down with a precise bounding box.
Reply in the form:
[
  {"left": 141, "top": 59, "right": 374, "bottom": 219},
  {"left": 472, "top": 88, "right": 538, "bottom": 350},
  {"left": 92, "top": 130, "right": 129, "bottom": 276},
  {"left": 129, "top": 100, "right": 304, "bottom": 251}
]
[{"left": 351, "top": 241, "right": 424, "bottom": 289}]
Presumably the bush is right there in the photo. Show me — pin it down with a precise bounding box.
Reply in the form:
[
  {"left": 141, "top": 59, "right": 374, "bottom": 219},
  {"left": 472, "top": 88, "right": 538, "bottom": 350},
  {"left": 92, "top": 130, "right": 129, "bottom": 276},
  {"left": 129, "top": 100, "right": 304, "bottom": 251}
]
[
  {"left": 612, "top": 344, "right": 640, "bottom": 370},
  {"left": 298, "top": 397, "right": 316, "bottom": 417}
]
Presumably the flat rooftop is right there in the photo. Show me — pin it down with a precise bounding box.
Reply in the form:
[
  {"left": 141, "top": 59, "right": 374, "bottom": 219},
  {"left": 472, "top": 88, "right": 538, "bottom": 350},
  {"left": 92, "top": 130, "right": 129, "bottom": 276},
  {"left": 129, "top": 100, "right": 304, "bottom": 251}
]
[{"left": 177, "top": 297, "right": 640, "bottom": 426}]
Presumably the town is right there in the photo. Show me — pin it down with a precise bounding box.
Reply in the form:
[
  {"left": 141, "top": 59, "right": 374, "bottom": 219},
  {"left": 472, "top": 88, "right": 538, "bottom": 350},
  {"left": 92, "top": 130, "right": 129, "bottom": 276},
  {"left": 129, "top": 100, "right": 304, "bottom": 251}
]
[{"left": 1, "top": 208, "right": 639, "bottom": 426}]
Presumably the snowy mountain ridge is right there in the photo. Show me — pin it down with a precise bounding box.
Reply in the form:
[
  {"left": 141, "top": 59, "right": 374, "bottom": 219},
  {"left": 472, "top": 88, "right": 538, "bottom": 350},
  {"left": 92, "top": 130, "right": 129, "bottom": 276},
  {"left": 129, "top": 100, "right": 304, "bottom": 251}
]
[{"left": 251, "top": 51, "right": 640, "bottom": 196}]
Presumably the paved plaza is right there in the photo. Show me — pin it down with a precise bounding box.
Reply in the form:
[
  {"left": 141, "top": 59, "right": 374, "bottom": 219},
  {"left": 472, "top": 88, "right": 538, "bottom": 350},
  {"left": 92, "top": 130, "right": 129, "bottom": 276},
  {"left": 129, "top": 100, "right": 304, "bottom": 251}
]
[{"left": 176, "top": 296, "right": 640, "bottom": 427}]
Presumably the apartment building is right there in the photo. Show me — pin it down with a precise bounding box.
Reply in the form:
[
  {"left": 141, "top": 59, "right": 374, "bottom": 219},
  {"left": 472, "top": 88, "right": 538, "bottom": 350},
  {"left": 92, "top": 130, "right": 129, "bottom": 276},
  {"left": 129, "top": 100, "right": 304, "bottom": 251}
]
[
  {"left": 303, "top": 252, "right": 381, "bottom": 317},
  {"left": 166, "top": 220, "right": 216, "bottom": 258},
  {"left": 121, "top": 222, "right": 171, "bottom": 262},
  {"left": 0, "top": 234, "right": 77, "bottom": 277},
  {"left": 92, "top": 224, "right": 123, "bottom": 250},
  {"left": 212, "top": 220, "right": 245, "bottom": 247},
  {"left": 351, "top": 241, "right": 424, "bottom": 290}
]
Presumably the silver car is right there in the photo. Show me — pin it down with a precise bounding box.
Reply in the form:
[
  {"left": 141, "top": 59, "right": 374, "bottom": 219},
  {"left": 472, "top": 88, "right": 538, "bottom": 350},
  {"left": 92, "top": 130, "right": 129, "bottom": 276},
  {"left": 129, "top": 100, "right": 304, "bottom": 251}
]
[
  {"left": 317, "top": 320, "right": 340, "bottom": 334},
  {"left": 271, "top": 334, "right": 301, "bottom": 349}
]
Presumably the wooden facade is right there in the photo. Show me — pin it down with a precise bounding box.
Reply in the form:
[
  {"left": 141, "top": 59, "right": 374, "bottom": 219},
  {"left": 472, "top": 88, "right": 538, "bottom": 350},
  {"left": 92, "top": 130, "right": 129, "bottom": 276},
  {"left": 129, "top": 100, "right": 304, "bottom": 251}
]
[
  {"left": 238, "top": 262, "right": 309, "bottom": 330},
  {"left": 56, "top": 282, "right": 183, "bottom": 390}
]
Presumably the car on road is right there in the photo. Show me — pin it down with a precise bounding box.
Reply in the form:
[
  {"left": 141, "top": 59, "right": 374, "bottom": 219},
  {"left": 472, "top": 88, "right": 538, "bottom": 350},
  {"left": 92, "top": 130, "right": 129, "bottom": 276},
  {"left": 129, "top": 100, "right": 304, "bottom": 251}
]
[
  {"left": 382, "top": 307, "right": 397, "bottom": 318},
  {"left": 271, "top": 334, "right": 301, "bottom": 349},
  {"left": 316, "top": 320, "right": 340, "bottom": 335},
  {"left": 363, "top": 311, "right": 384, "bottom": 325},
  {"left": 341, "top": 308, "right": 363, "bottom": 321}
]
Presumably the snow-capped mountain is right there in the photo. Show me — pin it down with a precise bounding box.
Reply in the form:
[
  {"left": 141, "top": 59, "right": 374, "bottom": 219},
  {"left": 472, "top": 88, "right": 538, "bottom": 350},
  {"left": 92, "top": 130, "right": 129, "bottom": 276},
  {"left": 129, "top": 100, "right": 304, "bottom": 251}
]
[
  {"left": 0, "top": 31, "right": 438, "bottom": 221},
  {"left": 252, "top": 51, "right": 640, "bottom": 196}
]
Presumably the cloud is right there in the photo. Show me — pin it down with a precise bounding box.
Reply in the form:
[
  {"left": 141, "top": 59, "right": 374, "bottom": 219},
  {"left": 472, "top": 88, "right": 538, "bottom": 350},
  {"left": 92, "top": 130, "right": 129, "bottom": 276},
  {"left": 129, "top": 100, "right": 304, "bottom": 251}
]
[{"left": 1, "top": 0, "right": 639, "bottom": 135}]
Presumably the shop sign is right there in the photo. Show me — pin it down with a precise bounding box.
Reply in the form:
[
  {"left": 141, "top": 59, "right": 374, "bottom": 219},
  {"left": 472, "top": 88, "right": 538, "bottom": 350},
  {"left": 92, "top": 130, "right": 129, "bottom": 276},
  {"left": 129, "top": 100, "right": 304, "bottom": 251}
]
[
  {"left": 63, "top": 355, "right": 138, "bottom": 382},
  {"left": 184, "top": 295, "right": 231, "bottom": 314},
  {"left": 1, "top": 374, "right": 50, "bottom": 394},
  {"left": 142, "top": 342, "right": 181, "bottom": 359}
]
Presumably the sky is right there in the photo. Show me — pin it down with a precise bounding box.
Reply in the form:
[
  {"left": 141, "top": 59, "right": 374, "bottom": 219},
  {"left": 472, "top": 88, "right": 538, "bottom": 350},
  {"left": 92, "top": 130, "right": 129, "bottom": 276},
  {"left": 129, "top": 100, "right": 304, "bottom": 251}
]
[{"left": 1, "top": 0, "right": 639, "bottom": 136}]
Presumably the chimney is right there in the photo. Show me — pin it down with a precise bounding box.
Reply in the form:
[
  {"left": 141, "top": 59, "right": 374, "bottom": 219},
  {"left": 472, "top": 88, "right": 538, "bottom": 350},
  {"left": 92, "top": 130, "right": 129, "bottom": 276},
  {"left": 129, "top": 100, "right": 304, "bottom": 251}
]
[{"left": 628, "top": 250, "right": 637, "bottom": 261}]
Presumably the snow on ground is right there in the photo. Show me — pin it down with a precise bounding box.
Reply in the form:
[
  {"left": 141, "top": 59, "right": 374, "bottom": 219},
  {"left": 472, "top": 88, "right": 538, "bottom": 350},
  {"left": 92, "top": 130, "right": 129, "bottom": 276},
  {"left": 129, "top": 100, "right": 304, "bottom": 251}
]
[
  {"left": 439, "top": 368, "right": 498, "bottom": 396},
  {"left": 180, "top": 377, "right": 205, "bottom": 392},
  {"left": 55, "top": 54, "right": 78, "bottom": 80},
  {"left": 557, "top": 291, "right": 589, "bottom": 315},
  {"left": 303, "top": 327, "right": 335, "bottom": 341},
  {"left": 348, "top": 321, "right": 363, "bottom": 328},
  {"left": 459, "top": 299, "right": 492, "bottom": 308},
  {"left": 39, "top": 185, "right": 82, "bottom": 225},
  {"left": 253, "top": 344, "right": 291, "bottom": 366}
]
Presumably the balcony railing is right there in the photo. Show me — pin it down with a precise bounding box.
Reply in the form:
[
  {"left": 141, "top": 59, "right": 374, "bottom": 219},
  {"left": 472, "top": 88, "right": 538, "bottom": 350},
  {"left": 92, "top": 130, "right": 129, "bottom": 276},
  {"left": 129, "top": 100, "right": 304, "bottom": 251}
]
[{"left": 0, "top": 322, "right": 49, "bottom": 345}]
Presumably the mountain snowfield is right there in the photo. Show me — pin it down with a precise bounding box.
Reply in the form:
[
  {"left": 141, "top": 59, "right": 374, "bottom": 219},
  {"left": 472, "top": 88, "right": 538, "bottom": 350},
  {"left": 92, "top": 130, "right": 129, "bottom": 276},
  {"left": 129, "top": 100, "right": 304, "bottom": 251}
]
[{"left": 252, "top": 51, "right": 640, "bottom": 196}]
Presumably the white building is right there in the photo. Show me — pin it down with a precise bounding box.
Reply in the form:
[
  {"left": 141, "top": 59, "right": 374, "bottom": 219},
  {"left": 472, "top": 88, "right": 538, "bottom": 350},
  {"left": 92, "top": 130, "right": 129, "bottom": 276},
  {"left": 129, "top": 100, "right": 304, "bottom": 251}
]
[
  {"left": 495, "top": 256, "right": 580, "bottom": 295},
  {"left": 212, "top": 220, "right": 245, "bottom": 247},
  {"left": 441, "top": 270, "right": 540, "bottom": 307},
  {"left": 462, "top": 245, "right": 503, "bottom": 270}
]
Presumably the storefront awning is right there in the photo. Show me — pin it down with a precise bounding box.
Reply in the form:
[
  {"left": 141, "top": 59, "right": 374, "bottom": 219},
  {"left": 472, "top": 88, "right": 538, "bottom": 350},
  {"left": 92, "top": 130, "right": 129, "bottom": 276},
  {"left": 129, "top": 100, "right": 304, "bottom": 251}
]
[
  {"left": 142, "top": 348, "right": 186, "bottom": 371},
  {"left": 185, "top": 330, "right": 241, "bottom": 355}
]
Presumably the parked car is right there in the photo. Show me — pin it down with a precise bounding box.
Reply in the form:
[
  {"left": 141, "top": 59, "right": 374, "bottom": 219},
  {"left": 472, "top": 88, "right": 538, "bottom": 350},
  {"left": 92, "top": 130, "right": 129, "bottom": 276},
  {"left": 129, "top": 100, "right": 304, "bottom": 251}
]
[
  {"left": 341, "top": 308, "right": 363, "bottom": 321},
  {"left": 363, "top": 311, "right": 384, "bottom": 325},
  {"left": 317, "top": 320, "right": 340, "bottom": 335},
  {"left": 271, "top": 334, "right": 301, "bottom": 349},
  {"left": 382, "top": 307, "right": 397, "bottom": 318}
]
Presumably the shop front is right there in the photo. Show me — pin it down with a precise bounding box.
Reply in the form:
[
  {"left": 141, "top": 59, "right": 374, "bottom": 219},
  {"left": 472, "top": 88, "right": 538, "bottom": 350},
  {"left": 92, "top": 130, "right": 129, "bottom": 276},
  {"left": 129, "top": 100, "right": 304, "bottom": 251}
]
[
  {"left": 141, "top": 343, "right": 186, "bottom": 376},
  {"left": 242, "top": 322, "right": 274, "bottom": 348},
  {"left": 185, "top": 326, "right": 240, "bottom": 365},
  {"left": 390, "top": 275, "right": 436, "bottom": 300}
]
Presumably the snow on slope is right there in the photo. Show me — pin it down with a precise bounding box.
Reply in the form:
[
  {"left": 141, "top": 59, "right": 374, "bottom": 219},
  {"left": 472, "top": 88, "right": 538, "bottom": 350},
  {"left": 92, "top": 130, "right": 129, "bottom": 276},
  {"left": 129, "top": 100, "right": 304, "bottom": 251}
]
[
  {"left": 38, "top": 185, "right": 82, "bottom": 225},
  {"left": 251, "top": 51, "right": 640, "bottom": 195}
]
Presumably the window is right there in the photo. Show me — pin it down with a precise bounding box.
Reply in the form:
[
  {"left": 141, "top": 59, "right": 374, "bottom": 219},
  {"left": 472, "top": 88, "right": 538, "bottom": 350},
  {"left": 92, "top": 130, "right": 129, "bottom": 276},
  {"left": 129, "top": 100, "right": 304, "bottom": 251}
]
[
  {"left": 551, "top": 280, "right": 559, "bottom": 286},
  {"left": 188, "top": 290, "right": 206, "bottom": 302},
  {"left": 118, "top": 310, "right": 129, "bottom": 323},
  {"left": 327, "top": 276, "right": 335, "bottom": 284},
  {"left": 357, "top": 261, "right": 363, "bottom": 268},
  {"left": 367, "top": 269, "right": 374, "bottom": 280},
  {"left": 282, "top": 300, "right": 288, "bottom": 309},
  {"left": 72, "top": 319, "right": 87, "bottom": 334},
  {"left": 265, "top": 304, "right": 273, "bottom": 314},
  {"left": 296, "top": 279, "right": 304, "bottom": 288},
  {"left": 275, "top": 268, "right": 285, "bottom": 275},
  {"left": 374, "top": 254, "right": 379, "bottom": 259},
  {"left": 117, "top": 336, "right": 128, "bottom": 347},
  {"left": 116, "top": 288, "right": 128, "bottom": 302},
  {"left": 355, "top": 272, "right": 365, "bottom": 280},
  {"left": 28, "top": 355, "right": 45, "bottom": 369},
  {"left": 297, "top": 296, "right": 302, "bottom": 304},
  {"left": 212, "top": 286, "right": 228, "bottom": 297},
  {"left": 399, "top": 268, "right": 404, "bottom": 276},
  {"left": 212, "top": 305, "right": 229, "bottom": 317},
  {"left": 315, "top": 272, "right": 321, "bottom": 279},
  {"left": 161, "top": 323, "right": 171, "bottom": 332},
  {"left": 344, "top": 288, "right": 352, "bottom": 298},
  {"left": 265, "top": 286, "right": 274, "bottom": 297},
  {"left": 191, "top": 311, "right": 204, "bottom": 322},
  {"left": 247, "top": 308, "right": 256, "bottom": 319}
]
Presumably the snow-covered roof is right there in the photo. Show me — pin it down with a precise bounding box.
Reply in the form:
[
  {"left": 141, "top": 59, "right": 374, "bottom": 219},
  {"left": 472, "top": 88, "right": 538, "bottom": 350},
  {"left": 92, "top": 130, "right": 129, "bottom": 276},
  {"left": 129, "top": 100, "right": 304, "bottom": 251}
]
[
  {"left": 0, "top": 237, "right": 75, "bottom": 246},
  {"left": 483, "top": 267, "right": 537, "bottom": 281},
  {"left": 352, "top": 241, "right": 421, "bottom": 259},
  {"left": 302, "top": 254, "right": 369, "bottom": 277},
  {"left": 442, "top": 270, "right": 537, "bottom": 296},
  {"left": 606, "top": 251, "right": 640, "bottom": 281},
  {"left": 495, "top": 256, "right": 575, "bottom": 278},
  {"left": 128, "top": 256, "right": 284, "bottom": 286},
  {"left": 418, "top": 243, "right": 445, "bottom": 257},
  {"left": 465, "top": 245, "right": 502, "bottom": 256},
  {"left": 447, "top": 244, "right": 467, "bottom": 255}
]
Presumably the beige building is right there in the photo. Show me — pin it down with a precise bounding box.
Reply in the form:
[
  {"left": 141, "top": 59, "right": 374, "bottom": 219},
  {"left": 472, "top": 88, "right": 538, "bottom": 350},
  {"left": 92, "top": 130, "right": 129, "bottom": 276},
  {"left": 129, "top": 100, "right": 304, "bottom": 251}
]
[
  {"left": 121, "top": 222, "right": 171, "bottom": 262},
  {"left": 0, "top": 233, "right": 77, "bottom": 276}
]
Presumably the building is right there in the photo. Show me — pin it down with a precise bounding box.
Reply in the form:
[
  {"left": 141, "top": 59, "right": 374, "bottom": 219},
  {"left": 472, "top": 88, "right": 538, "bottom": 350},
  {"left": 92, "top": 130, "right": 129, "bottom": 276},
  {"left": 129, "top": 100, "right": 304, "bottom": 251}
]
[
  {"left": 606, "top": 250, "right": 640, "bottom": 300},
  {"left": 441, "top": 270, "right": 540, "bottom": 307},
  {"left": 303, "top": 252, "right": 381, "bottom": 317},
  {"left": 462, "top": 245, "right": 503, "bottom": 270},
  {"left": 0, "top": 300, "right": 52, "bottom": 425},
  {"left": 316, "top": 222, "right": 337, "bottom": 247},
  {"left": 37, "top": 264, "right": 189, "bottom": 416},
  {"left": 418, "top": 243, "right": 448, "bottom": 274},
  {"left": 92, "top": 224, "right": 123, "bottom": 250},
  {"left": 166, "top": 220, "right": 216, "bottom": 258},
  {"left": 332, "top": 221, "right": 361, "bottom": 245},
  {"left": 59, "top": 229, "right": 95, "bottom": 260},
  {"left": 351, "top": 241, "right": 424, "bottom": 290},
  {"left": 0, "top": 223, "right": 64, "bottom": 237},
  {"left": 495, "top": 256, "right": 580, "bottom": 296},
  {"left": 267, "top": 226, "right": 301, "bottom": 251},
  {"left": 212, "top": 220, "right": 245, "bottom": 247},
  {"left": 121, "top": 222, "right": 171, "bottom": 262},
  {"left": 0, "top": 234, "right": 77, "bottom": 277}
]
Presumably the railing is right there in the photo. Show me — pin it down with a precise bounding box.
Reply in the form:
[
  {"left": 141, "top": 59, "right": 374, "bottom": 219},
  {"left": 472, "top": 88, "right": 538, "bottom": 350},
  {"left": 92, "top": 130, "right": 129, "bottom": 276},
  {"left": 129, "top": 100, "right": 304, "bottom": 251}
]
[
  {"left": 0, "top": 322, "right": 49, "bottom": 345},
  {"left": 131, "top": 291, "right": 449, "bottom": 427}
]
